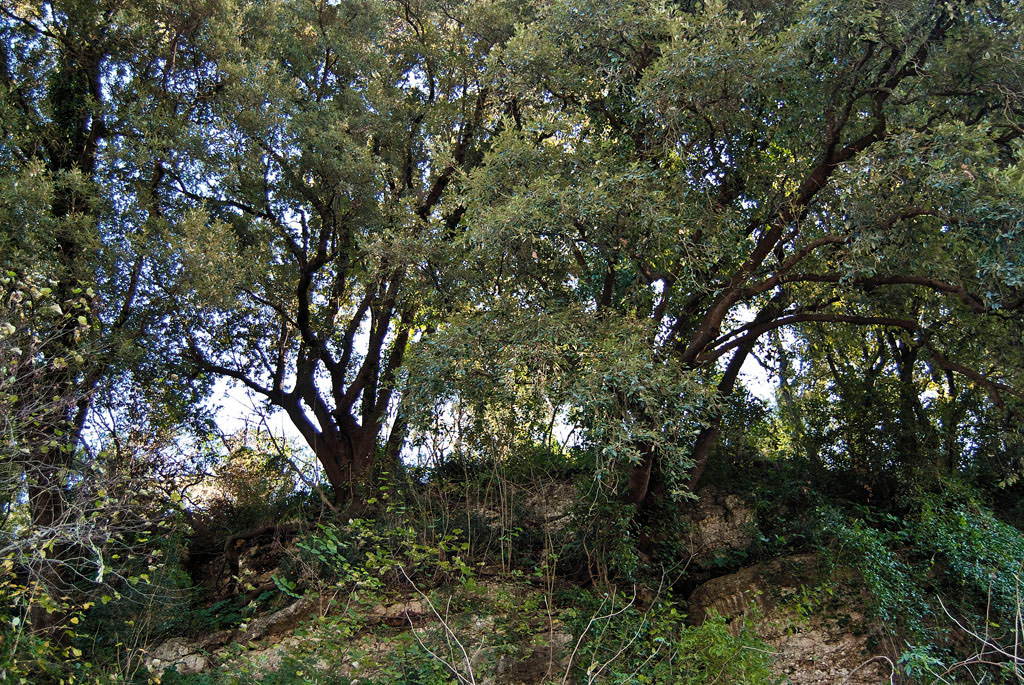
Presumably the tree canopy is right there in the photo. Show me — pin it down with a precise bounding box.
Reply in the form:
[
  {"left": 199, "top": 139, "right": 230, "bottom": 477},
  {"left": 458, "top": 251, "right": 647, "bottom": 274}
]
[
  {"left": 421, "top": 0, "right": 1024, "bottom": 506},
  {"left": 3, "top": 0, "right": 1022, "bottom": 514}
]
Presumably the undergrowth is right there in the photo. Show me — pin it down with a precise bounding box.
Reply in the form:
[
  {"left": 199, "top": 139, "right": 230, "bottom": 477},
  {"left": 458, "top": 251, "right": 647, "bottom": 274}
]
[
  {"left": 746, "top": 460, "right": 1024, "bottom": 682},
  {"left": 9, "top": 441, "right": 1024, "bottom": 683}
]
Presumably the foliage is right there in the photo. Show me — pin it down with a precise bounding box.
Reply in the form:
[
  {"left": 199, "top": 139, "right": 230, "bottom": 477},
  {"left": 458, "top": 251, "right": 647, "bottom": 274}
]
[
  {"left": 563, "top": 478, "right": 642, "bottom": 586},
  {"left": 775, "top": 321, "right": 1024, "bottom": 499},
  {"left": 818, "top": 504, "right": 933, "bottom": 636},
  {"left": 191, "top": 429, "right": 322, "bottom": 538},
  {"left": 141, "top": 0, "right": 527, "bottom": 508},
  {"left": 0, "top": 327, "right": 198, "bottom": 682},
  {"left": 0, "top": 271, "right": 93, "bottom": 511},
  {"left": 278, "top": 517, "right": 475, "bottom": 599},
  {"left": 752, "top": 473, "right": 1024, "bottom": 679},
  {"left": 403, "top": 0, "right": 1024, "bottom": 514},
  {"left": 559, "top": 589, "right": 779, "bottom": 684},
  {"left": 903, "top": 490, "right": 1024, "bottom": 640},
  {"left": 0, "top": 478, "right": 191, "bottom": 682}
]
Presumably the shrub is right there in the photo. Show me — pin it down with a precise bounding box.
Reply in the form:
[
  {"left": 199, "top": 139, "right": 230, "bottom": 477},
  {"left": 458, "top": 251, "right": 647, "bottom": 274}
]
[{"left": 559, "top": 588, "right": 778, "bottom": 684}]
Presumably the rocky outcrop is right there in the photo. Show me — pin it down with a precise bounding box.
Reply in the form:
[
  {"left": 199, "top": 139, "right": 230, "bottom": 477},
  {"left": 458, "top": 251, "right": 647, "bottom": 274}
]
[
  {"left": 145, "top": 637, "right": 210, "bottom": 676},
  {"left": 241, "top": 596, "right": 323, "bottom": 642},
  {"left": 688, "top": 554, "right": 819, "bottom": 620},
  {"left": 152, "top": 486, "right": 895, "bottom": 683},
  {"left": 684, "top": 487, "right": 756, "bottom": 567},
  {"left": 490, "top": 628, "right": 573, "bottom": 685},
  {"left": 146, "top": 596, "right": 324, "bottom": 677},
  {"left": 687, "top": 555, "right": 893, "bottom": 684}
]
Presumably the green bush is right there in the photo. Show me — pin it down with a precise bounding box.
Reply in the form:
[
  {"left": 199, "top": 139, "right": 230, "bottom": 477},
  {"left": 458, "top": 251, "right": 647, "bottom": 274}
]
[
  {"left": 276, "top": 518, "right": 475, "bottom": 598},
  {"left": 559, "top": 589, "right": 778, "bottom": 684},
  {"left": 906, "top": 491, "right": 1024, "bottom": 623}
]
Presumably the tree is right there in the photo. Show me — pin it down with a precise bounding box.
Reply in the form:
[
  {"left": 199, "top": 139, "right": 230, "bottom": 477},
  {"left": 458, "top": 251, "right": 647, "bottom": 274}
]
[
  {"left": 431, "top": 0, "right": 1024, "bottom": 511},
  {"left": 776, "top": 310, "right": 1023, "bottom": 499},
  {"left": 154, "top": 0, "right": 522, "bottom": 510},
  {"left": 0, "top": 0, "right": 212, "bottom": 518},
  {"left": 1, "top": 0, "right": 111, "bottom": 531},
  {"left": 0, "top": 0, "right": 207, "bottom": 633}
]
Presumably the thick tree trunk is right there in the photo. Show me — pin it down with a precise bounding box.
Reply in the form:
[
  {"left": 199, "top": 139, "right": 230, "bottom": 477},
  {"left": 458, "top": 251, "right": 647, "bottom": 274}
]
[
  {"left": 627, "top": 446, "right": 656, "bottom": 505},
  {"left": 686, "top": 426, "right": 721, "bottom": 493},
  {"left": 310, "top": 435, "right": 359, "bottom": 510},
  {"left": 299, "top": 424, "right": 379, "bottom": 516},
  {"left": 25, "top": 444, "right": 74, "bottom": 635},
  {"left": 21, "top": 2, "right": 105, "bottom": 541}
]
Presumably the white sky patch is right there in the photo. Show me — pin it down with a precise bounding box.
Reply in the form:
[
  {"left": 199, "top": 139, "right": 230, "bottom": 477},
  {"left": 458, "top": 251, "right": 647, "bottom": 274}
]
[
  {"left": 208, "top": 379, "right": 259, "bottom": 432},
  {"left": 738, "top": 352, "right": 776, "bottom": 404},
  {"left": 729, "top": 302, "right": 779, "bottom": 404},
  {"left": 210, "top": 378, "right": 302, "bottom": 440}
]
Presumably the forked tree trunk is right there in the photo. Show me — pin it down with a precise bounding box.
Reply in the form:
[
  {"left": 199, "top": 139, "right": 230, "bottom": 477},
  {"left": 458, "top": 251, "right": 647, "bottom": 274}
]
[{"left": 300, "top": 424, "right": 381, "bottom": 516}]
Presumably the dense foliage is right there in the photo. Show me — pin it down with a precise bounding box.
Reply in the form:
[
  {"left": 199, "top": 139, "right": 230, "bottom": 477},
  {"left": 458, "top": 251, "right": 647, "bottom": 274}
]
[{"left": 2, "top": 0, "right": 1023, "bottom": 681}]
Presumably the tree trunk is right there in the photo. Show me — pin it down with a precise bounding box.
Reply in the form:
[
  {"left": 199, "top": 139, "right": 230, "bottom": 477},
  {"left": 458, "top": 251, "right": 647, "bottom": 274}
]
[
  {"left": 21, "top": 1, "right": 105, "bottom": 537},
  {"left": 630, "top": 316, "right": 765, "bottom": 505},
  {"left": 298, "top": 424, "right": 380, "bottom": 516},
  {"left": 626, "top": 445, "right": 656, "bottom": 505}
]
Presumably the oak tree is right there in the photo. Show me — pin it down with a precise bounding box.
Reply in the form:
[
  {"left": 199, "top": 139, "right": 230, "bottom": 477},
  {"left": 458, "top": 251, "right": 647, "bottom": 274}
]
[
  {"left": 155, "top": 0, "right": 521, "bottom": 509},
  {"left": 436, "top": 0, "right": 1024, "bottom": 509}
]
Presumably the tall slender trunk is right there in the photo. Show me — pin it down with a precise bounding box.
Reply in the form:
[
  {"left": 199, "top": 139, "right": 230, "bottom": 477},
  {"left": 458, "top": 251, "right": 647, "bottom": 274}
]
[
  {"left": 17, "top": 9, "right": 107, "bottom": 635},
  {"left": 630, "top": 307, "right": 772, "bottom": 506}
]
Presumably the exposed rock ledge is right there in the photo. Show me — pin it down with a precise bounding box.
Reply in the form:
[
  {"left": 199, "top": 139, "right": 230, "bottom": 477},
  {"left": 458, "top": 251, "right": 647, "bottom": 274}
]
[
  {"left": 687, "top": 554, "right": 894, "bottom": 684},
  {"left": 145, "top": 596, "right": 325, "bottom": 676}
]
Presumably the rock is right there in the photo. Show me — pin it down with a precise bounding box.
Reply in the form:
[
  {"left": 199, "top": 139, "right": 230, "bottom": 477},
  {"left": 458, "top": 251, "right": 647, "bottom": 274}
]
[
  {"left": 684, "top": 487, "right": 756, "bottom": 566},
  {"left": 470, "top": 482, "right": 576, "bottom": 532},
  {"left": 238, "top": 539, "right": 288, "bottom": 580},
  {"left": 367, "top": 598, "right": 427, "bottom": 625},
  {"left": 145, "top": 637, "right": 209, "bottom": 676},
  {"left": 524, "top": 482, "right": 575, "bottom": 529},
  {"left": 687, "top": 554, "right": 818, "bottom": 624},
  {"left": 242, "top": 597, "right": 317, "bottom": 642},
  {"left": 502, "top": 629, "right": 573, "bottom": 684},
  {"left": 687, "top": 555, "right": 892, "bottom": 684},
  {"left": 199, "top": 628, "right": 237, "bottom": 650},
  {"left": 762, "top": 623, "right": 890, "bottom": 684},
  {"left": 237, "top": 635, "right": 329, "bottom": 675}
]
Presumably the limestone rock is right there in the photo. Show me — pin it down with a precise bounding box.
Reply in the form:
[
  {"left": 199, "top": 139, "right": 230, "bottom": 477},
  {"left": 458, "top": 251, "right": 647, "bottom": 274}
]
[
  {"left": 241, "top": 597, "right": 316, "bottom": 642},
  {"left": 684, "top": 487, "right": 756, "bottom": 566},
  {"left": 687, "top": 555, "right": 892, "bottom": 684},
  {"left": 366, "top": 598, "right": 428, "bottom": 626},
  {"left": 688, "top": 554, "right": 818, "bottom": 622},
  {"left": 145, "top": 637, "right": 209, "bottom": 676}
]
